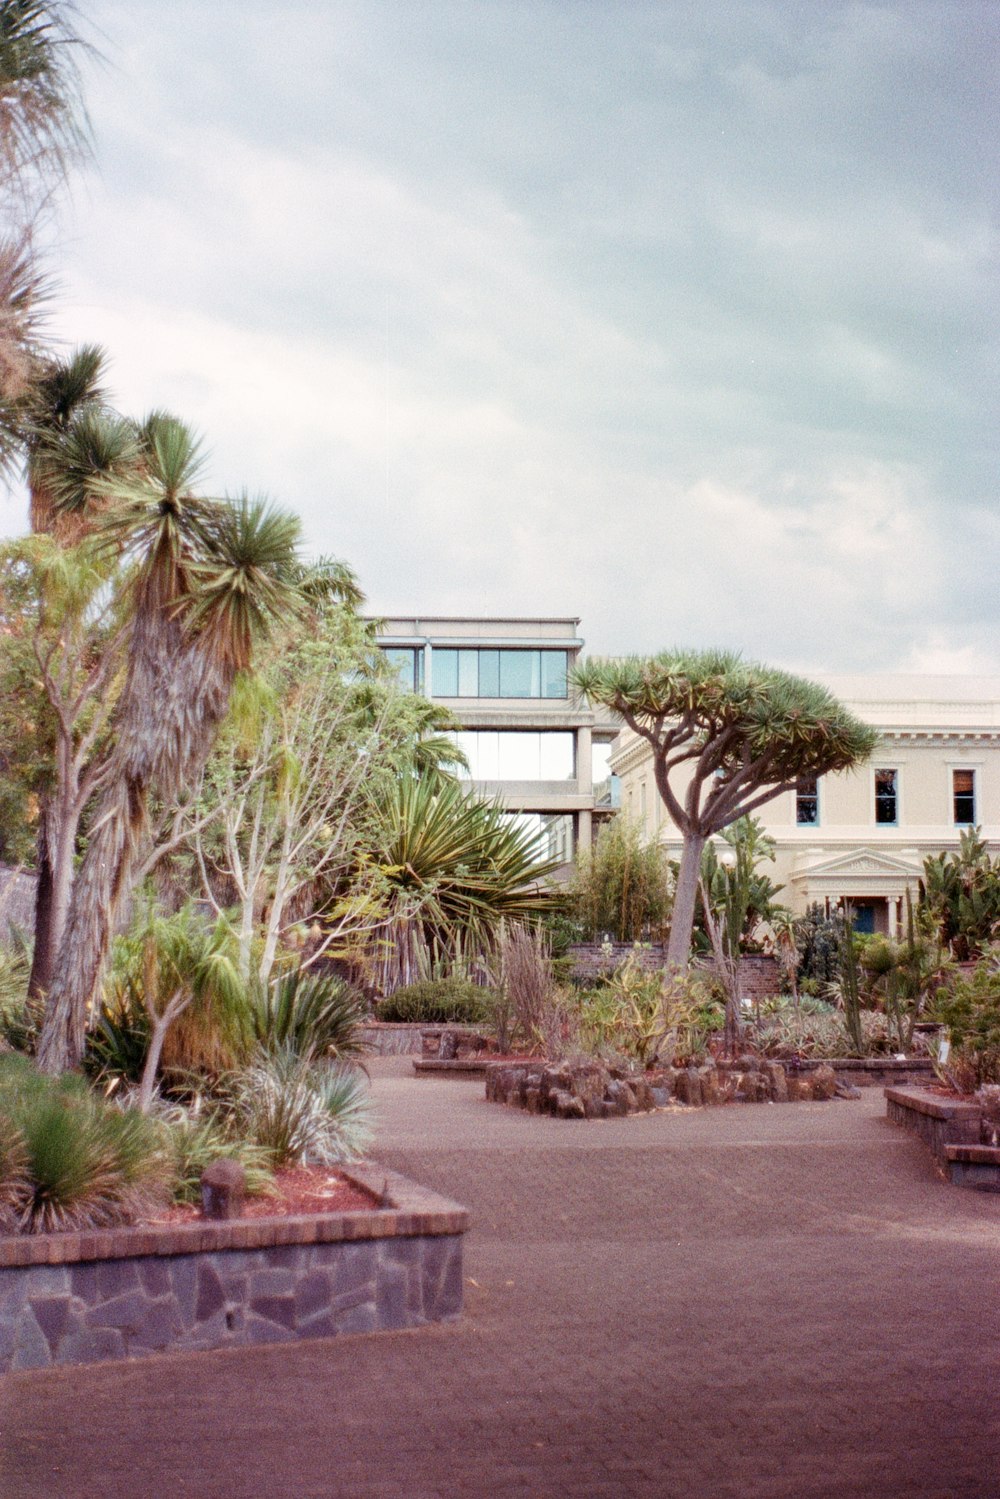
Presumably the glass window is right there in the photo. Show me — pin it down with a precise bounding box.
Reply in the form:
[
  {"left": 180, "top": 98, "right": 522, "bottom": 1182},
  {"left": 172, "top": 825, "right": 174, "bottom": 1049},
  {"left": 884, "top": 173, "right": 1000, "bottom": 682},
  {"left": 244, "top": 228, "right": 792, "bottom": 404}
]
[
  {"left": 381, "top": 647, "right": 423, "bottom": 692},
  {"left": 428, "top": 647, "right": 569, "bottom": 698},
  {"left": 449, "top": 731, "right": 575, "bottom": 781},
  {"left": 875, "top": 769, "right": 898, "bottom": 825},
  {"left": 796, "top": 777, "right": 819, "bottom": 825},
  {"left": 953, "top": 769, "right": 975, "bottom": 825},
  {"left": 541, "top": 651, "right": 568, "bottom": 698},
  {"left": 499, "top": 650, "right": 539, "bottom": 698},
  {"left": 433, "top": 649, "right": 458, "bottom": 697},
  {"left": 539, "top": 732, "right": 575, "bottom": 780},
  {"left": 503, "top": 812, "right": 574, "bottom": 863},
  {"left": 476, "top": 649, "right": 499, "bottom": 696},
  {"left": 458, "top": 650, "right": 480, "bottom": 697}
]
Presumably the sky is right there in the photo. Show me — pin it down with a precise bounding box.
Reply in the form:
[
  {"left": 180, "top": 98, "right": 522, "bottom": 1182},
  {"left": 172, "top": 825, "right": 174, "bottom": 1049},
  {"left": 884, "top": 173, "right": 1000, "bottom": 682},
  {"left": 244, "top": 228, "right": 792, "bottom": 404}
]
[{"left": 5, "top": 0, "right": 999, "bottom": 673}]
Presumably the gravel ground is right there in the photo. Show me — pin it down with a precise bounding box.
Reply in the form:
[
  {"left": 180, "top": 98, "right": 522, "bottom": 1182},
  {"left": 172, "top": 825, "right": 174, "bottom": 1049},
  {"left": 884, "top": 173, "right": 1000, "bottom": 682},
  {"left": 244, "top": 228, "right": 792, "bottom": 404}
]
[{"left": 3, "top": 1057, "right": 1000, "bottom": 1498}]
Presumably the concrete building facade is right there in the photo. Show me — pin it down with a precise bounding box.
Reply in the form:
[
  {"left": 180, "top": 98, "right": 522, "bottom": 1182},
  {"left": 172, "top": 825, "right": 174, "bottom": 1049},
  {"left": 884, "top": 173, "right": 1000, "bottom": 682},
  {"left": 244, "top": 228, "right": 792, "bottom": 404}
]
[
  {"left": 373, "top": 616, "right": 619, "bottom": 867},
  {"left": 610, "top": 673, "right": 1000, "bottom": 935}
]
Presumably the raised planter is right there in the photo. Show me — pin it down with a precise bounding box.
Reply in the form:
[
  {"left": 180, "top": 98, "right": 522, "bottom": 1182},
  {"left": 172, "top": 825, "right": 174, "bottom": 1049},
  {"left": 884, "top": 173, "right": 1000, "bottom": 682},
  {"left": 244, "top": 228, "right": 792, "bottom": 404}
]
[
  {"left": 884, "top": 1085, "right": 981, "bottom": 1168},
  {"left": 783, "top": 1057, "right": 935, "bottom": 1087},
  {"left": 0, "top": 1163, "right": 469, "bottom": 1373},
  {"left": 357, "top": 1021, "right": 426, "bottom": 1056},
  {"left": 943, "top": 1143, "right": 1000, "bottom": 1192}
]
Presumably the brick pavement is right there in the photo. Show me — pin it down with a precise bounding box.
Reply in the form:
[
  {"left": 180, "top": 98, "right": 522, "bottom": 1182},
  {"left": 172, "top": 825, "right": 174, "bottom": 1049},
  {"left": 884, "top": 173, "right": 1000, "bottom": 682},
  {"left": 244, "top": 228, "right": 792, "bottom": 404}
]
[{"left": 3, "top": 1059, "right": 1000, "bottom": 1498}]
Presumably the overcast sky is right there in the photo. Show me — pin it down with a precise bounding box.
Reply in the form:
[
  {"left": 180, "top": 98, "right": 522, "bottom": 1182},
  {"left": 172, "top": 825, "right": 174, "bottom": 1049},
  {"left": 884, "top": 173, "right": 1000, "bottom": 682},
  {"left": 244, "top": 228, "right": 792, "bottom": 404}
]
[{"left": 6, "top": 1, "right": 998, "bottom": 673}]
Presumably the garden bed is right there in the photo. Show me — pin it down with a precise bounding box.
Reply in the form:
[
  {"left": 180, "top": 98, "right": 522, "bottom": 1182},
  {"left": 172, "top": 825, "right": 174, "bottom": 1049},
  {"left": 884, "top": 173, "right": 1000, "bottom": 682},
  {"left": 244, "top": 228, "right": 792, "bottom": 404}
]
[
  {"left": 485, "top": 1056, "right": 855, "bottom": 1118},
  {"left": 751, "top": 1056, "right": 935, "bottom": 1087},
  {"left": 0, "top": 1162, "right": 469, "bottom": 1373},
  {"left": 884, "top": 1085, "right": 982, "bottom": 1171}
]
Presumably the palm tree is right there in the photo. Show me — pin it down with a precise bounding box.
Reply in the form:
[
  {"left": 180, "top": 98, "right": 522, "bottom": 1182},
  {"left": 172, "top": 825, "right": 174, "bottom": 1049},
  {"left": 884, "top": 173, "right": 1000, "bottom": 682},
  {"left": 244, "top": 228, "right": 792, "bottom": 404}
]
[
  {"left": 0, "top": 233, "right": 44, "bottom": 459},
  {"left": 23, "top": 343, "right": 115, "bottom": 534},
  {"left": 36, "top": 416, "right": 303, "bottom": 1074}
]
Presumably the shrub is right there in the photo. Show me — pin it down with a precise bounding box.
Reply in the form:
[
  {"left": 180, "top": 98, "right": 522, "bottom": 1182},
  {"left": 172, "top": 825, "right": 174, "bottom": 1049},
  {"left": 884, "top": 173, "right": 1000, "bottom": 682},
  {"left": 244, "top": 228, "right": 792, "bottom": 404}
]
[
  {"left": 377, "top": 977, "right": 489, "bottom": 1025},
  {"left": 573, "top": 960, "right": 723, "bottom": 1067},
  {"left": 0, "top": 1055, "right": 168, "bottom": 1234},
  {"left": 934, "top": 953, "right": 1000, "bottom": 1088},
  {"left": 569, "top": 816, "right": 671, "bottom": 942},
  {"left": 250, "top": 967, "right": 369, "bottom": 1062},
  {"left": 496, "top": 923, "right": 553, "bottom": 1051},
  {"left": 226, "top": 1049, "right": 373, "bottom": 1167},
  {"left": 155, "top": 1108, "right": 275, "bottom": 1204},
  {"left": 0, "top": 932, "right": 42, "bottom": 1053},
  {"left": 85, "top": 990, "right": 151, "bottom": 1088},
  {"left": 752, "top": 1003, "right": 920, "bottom": 1060}
]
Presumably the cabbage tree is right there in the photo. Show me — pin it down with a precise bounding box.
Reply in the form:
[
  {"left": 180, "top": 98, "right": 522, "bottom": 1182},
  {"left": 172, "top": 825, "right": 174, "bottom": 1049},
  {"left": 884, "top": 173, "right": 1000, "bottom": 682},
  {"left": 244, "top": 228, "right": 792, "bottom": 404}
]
[{"left": 37, "top": 419, "right": 303, "bottom": 1074}]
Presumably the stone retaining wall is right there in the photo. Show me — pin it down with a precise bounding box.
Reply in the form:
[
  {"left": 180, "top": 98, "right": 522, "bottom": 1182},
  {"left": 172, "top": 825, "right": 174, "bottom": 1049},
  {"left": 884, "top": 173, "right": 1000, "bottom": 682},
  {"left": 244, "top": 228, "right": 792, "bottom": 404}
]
[
  {"left": 487, "top": 1056, "right": 844, "bottom": 1118},
  {"left": 795, "top": 1057, "right": 935, "bottom": 1087},
  {"left": 884, "top": 1086, "right": 981, "bottom": 1167},
  {"left": 358, "top": 1022, "right": 427, "bottom": 1056},
  {"left": 565, "top": 944, "right": 779, "bottom": 999},
  {"left": 0, "top": 1164, "right": 468, "bottom": 1373}
]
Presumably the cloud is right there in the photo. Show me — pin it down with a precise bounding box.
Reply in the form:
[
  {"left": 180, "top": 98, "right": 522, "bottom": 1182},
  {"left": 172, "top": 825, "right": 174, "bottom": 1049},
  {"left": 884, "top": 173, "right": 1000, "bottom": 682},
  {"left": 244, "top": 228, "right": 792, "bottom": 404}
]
[{"left": 6, "top": 0, "right": 997, "bottom": 680}]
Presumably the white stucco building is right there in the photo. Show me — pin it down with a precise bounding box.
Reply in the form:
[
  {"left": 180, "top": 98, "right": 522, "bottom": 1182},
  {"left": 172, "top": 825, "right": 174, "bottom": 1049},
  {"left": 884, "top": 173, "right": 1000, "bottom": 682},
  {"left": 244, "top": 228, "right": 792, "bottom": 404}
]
[{"left": 610, "top": 674, "right": 1000, "bottom": 935}]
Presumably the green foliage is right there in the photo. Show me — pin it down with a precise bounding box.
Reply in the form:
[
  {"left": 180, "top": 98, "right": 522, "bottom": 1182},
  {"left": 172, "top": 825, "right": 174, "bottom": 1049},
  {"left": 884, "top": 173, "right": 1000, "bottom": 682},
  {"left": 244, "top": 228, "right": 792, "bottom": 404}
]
[
  {"left": 934, "top": 951, "right": 1000, "bottom": 1089},
  {"left": 226, "top": 1050, "right": 373, "bottom": 1167},
  {"left": 377, "top": 977, "right": 488, "bottom": 1025},
  {"left": 107, "top": 903, "right": 252, "bottom": 1078},
  {"left": 0, "top": 1054, "right": 167, "bottom": 1233},
  {"left": 372, "top": 778, "right": 561, "bottom": 992},
  {"left": 921, "top": 829, "right": 1000, "bottom": 961},
  {"left": 698, "top": 815, "right": 787, "bottom": 957},
  {"left": 85, "top": 995, "right": 150, "bottom": 1087},
  {"left": 794, "top": 903, "right": 845, "bottom": 984},
  {"left": 494, "top": 921, "right": 555, "bottom": 1053},
  {"left": 0, "top": 927, "right": 35, "bottom": 1047},
  {"left": 836, "top": 920, "right": 866, "bottom": 1057},
  {"left": 573, "top": 650, "right": 879, "bottom": 787},
  {"left": 568, "top": 816, "right": 671, "bottom": 942},
  {"left": 154, "top": 1109, "right": 274, "bottom": 1205},
  {"left": 378, "top": 777, "right": 561, "bottom": 933},
  {"left": 249, "top": 966, "right": 369, "bottom": 1063},
  {"left": 574, "top": 958, "right": 723, "bottom": 1067},
  {"left": 753, "top": 1001, "right": 909, "bottom": 1060}
]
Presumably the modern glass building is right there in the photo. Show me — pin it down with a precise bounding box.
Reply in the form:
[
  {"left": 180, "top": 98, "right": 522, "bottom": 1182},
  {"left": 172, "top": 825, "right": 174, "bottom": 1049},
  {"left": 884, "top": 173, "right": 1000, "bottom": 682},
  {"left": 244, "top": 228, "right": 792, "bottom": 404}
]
[{"left": 373, "top": 616, "right": 620, "bottom": 868}]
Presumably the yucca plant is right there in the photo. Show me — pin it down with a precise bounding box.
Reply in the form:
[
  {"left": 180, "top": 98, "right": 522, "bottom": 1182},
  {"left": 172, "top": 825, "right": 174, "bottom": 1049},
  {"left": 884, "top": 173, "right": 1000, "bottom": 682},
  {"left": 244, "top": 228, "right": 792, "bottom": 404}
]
[
  {"left": 154, "top": 1108, "right": 274, "bottom": 1204},
  {"left": 0, "top": 1109, "right": 29, "bottom": 1231},
  {"left": 373, "top": 777, "right": 561, "bottom": 992},
  {"left": 97, "top": 903, "right": 252, "bottom": 1111}
]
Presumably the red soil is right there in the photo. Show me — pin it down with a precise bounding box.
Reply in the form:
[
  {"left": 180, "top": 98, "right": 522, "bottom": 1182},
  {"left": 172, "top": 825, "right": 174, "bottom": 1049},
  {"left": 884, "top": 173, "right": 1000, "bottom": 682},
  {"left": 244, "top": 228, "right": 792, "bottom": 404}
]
[{"left": 142, "top": 1165, "right": 378, "bottom": 1225}]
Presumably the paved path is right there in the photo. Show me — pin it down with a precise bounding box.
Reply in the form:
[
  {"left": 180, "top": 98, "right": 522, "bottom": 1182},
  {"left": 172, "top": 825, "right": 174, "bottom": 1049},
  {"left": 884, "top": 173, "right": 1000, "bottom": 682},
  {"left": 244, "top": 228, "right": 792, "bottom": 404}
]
[{"left": 3, "top": 1060, "right": 1000, "bottom": 1498}]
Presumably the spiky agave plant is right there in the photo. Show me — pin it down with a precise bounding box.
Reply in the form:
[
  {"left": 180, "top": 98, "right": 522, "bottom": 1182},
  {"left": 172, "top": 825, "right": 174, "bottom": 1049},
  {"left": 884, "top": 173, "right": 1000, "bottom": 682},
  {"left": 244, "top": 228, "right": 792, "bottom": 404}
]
[{"left": 376, "top": 777, "right": 560, "bottom": 947}]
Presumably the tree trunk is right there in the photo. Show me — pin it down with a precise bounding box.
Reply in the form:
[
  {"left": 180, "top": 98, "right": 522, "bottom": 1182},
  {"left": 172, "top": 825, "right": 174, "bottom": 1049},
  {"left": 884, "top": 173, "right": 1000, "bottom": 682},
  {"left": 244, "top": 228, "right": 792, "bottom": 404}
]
[
  {"left": 664, "top": 831, "right": 705, "bottom": 974},
  {"left": 652, "top": 831, "right": 705, "bottom": 1061},
  {"left": 27, "top": 805, "right": 55, "bottom": 998},
  {"left": 36, "top": 619, "right": 234, "bottom": 1075},
  {"left": 35, "top": 775, "right": 145, "bottom": 1074}
]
